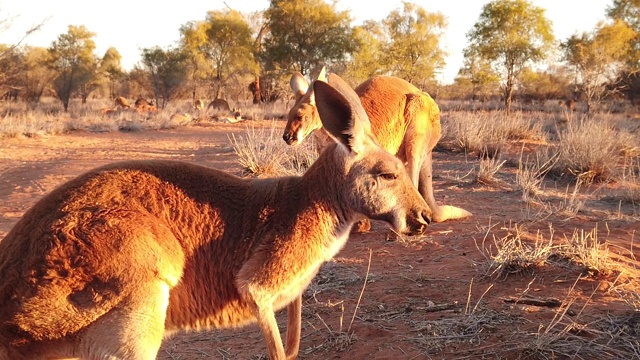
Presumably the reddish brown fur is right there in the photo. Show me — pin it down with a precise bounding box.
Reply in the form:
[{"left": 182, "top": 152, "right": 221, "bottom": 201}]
[
  {"left": 207, "top": 98, "right": 231, "bottom": 112},
  {"left": 134, "top": 98, "right": 154, "bottom": 108},
  {"left": 283, "top": 70, "right": 472, "bottom": 223},
  {"left": 565, "top": 99, "right": 575, "bottom": 112},
  {"left": 114, "top": 96, "right": 131, "bottom": 109},
  {"left": 194, "top": 99, "right": 205, "bottom": 111},
  {"left": 136, "top": 104, "right": 158, "bottom": 113},
  {"left": 0, "top": 76, "right": 431, "bottom": 359}
]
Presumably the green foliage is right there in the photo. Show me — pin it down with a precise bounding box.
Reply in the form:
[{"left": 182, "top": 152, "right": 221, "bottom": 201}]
[
  {"left": 180, "top": 9, "right": 257, "bottom": 99},
  {"left": 263, "top": 0, "right": 356, "bottom": 76},
  {"left": 342, "top": 20, "right": 387, "bottom": 84},
  {"left": 455, "top": 47, "right": 500, "bottom": 101},
  {"left": 466, "top": 0, "right": 555, "bottom": 114},
  {"left": 48, "top": 25, "right": 100, "bottom": 111},
  {"left": 517, "top": 66, "right": 572, "bottom": 101},
  {"left": 139, "top": 46, "right": 190, "bottom": 108},
  {"left": 20, "top": 46, "right": 56, "bottom": 103},
  {"left": 381, "top": 1, "right": 447, "bottom": 86},
  {"left": 100, "top": 47, "right": 124, "bottom": 100},
  {"left": 0, "top": 44, "right": 22, "bottom": 87},
  {"left": 607, "top": 0, "right": 640, "bottom": 68},
  {"left": 562, "top": 20, "right": 636, "bottom": 112}
]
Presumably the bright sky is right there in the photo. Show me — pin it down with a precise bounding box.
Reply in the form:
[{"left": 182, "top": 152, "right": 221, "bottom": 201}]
[{"left": 0, "top": 0, "right": 612, "bottom": 84}]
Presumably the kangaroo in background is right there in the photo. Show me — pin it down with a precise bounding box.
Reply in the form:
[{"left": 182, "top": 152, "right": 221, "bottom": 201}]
[
  {"left": 0, "top": 74, "right": 431, "bottom": 359},
  {"left": 283, "top": 67, "right": 472, "bottom": 226}
]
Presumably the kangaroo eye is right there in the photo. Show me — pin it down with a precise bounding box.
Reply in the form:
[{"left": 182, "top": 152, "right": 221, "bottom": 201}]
[{"left": 380, "top": 173, "right": 398, "bottom": 181}]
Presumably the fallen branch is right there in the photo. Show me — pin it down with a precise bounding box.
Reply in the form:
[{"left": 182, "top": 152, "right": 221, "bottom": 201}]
[
  {"left": 502, "top": 296, "right": 562, "bottom": 307},
  {"left": 416, "top": 302, "right": 460, "bottom": 312}
]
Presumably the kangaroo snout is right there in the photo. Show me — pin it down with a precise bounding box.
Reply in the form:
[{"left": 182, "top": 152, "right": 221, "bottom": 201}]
[
  {"left": 283, "top": 131, "right": 296, "bottom": 145},
  {"left": 405, "top": 207, "right": 432, "bottom": 236}
]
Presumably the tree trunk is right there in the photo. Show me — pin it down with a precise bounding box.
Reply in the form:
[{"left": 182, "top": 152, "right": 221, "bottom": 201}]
[{"left": 504, "top": 65, "right": 514, "bottom": 115}]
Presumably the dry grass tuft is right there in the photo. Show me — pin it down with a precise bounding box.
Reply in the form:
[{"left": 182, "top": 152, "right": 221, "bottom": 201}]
[
  {"left": 229, "top": 122, "right": 317, "bottom": 178},
  {"left": 551, "top": 119, "right": 620, "bottom": 182},
  {"left": 441, "top": 111, "right": 545, "bottom": 156},
  {"left": 477, "top": 225, "right": 556, "bottom": 277},
  {"left": 516, "top": 147, "right": 558, "bottom": 202},
  {"left": 477, "top": 224, "right": 617, "bottom": 278},
  {"left": 475, "top": 153, "right": 507, "bottom": 185},
  {"left": 554, "top": 227, "right": 614, "bottom": 277}
]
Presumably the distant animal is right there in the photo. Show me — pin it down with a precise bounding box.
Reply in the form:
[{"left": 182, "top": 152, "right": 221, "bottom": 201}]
[
  {"left": 565, "top": 99, "right": 575, "bottom": 112},
  {"left": 100, "top": 106, "right": 121, "bottom": 117},
  {"left": 136, "top": 104, "right": 158, "bottom": 113},
  {"left": 207, "top": 98, "right": 231, "bottom": 112},
  {"left": 194, "top": 99, "right": 205, "bottom": 112},
  {"left": 169, "top": 113, "right": 193, "bottom": 126},
  {"left": 114, "top": 96, "right": 131, "bottom": 109},
  {"left": 283, "top": 67, "right": 472, "bottom": 225},
  {"left": 135, "top": 98, "right": 154, "bottom": 108},
  {"left": 0, "top": 75, "right": 430, "bottom": 359}
]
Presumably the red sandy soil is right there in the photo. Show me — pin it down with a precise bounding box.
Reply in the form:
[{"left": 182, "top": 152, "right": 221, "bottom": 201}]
[{"left": 1, "top": 120, "right": 638, "bottom": 359}]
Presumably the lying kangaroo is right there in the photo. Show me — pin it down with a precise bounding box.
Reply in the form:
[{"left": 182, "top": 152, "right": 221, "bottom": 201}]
[
  {"left": 283, "top": 68, "right": 472, "bottom": 224},
  {"left": 0, "top": 75, "right": 431, "bottom": 359}
]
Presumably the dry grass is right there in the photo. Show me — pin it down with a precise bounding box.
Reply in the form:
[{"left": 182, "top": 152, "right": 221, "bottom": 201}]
[
  {"left": 475, "top": 154, "right": 507, "bottom": 185},
  {"left": 0, "top": 98, "right": 292, "bottom": 138},
  {"left": 441, "top": 111, "right": 545, "bottom": 156},
  {"left": 0, "top": 111, "right": 69, "bottom": 138},
  {"left": 229, "top": 121, "right": 317, "bottom": 178},
  {"left": 476, "top": 224, "right": 557, "bottom": 277},
  {"left": 516, "top": 146, "right": 558, "bottom": 203},
  {"left": 551, "top": 119, "right": 621, "bottom": 182},
  {"left": 477, "top": 224, "right": 616, "bottom": 278},
  {"left": 554, "top": 227, "right": 614, "bottom": 277}
]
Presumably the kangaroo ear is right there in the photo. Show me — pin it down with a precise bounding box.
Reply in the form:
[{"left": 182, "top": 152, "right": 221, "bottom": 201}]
[
  {"left": 290, "top": 73, "right": 309, "bottom": 102},
  {"left": 313, "top": 78, "right": 371, "bottom": 154},
  {"left": 316, "top": 66, "right": 327, "bottom": 82},
  {"left": 326, "top": 73, "right": 372, "bottom": 133}
]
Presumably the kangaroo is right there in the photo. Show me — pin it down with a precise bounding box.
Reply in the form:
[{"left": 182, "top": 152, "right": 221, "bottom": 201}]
[
  {"left": 283, "top": 68, "right": 472, "bottom": 224},
  {"left": 207, "top": 98, "right": 231, "bottom": 112},
  {"left": 194, "top": 99, "right": 205, "bottom": 112},
  {"left": 114, "top": 96, "right": 131, "bottom": 109},
  {"left": 0, "top": 75, "right": 431, "bottom": 360}
]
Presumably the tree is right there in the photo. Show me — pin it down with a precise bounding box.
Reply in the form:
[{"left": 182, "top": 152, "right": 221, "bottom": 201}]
[
  {"left": 341, "top": 20, "right": 387, "bottom": 85},
  {"left": 562, "top": 20, "right": 636, "bottom": 112},
  {"left": 20, "top": 46, "right": 56, "bottom": 104},
  {"left": 263, "top": 0, "right": 356, "bottom": 76},
  {"left": 607, "top": 0, "right": 640, "bottom": 68},
  {"left": 101, "top": 47, "right": 124, "bottom": 101},
  {"left": 381, "top": 1, "right": 447, "bottom": 87},
  {"left": 138, "top": 46, "right": 189, "bottom": 108},
  {"left": 0, "top": 18, "right": 48, "bottom": 85},
  {"left": 180, "top": 9, "right": 257, "bottom": 100},
  {"left": 465, "top": 0, "right": 554, "bottom": 114},
  {"left": 455, "top": 47, "right": 500, "bottom": 101},
  {"left": 48, "top": 25, "right": 100, "bottom": 111},
  {"left": 0, "top": 44, "right": 22, "bottom": 89},
  {"left": 516, "top": 66, "right": 572, "bottom": 103}
]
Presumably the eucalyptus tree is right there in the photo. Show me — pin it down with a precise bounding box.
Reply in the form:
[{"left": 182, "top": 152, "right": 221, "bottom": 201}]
[
  {"left": 562, "top": 20, "right": 636, "bottom": 112},
  {"left": 180, "top": 9, "right": 257, "bottom": 100},
  {"left": 465, "top": 0, "right": 554, "bottom": 114},
  {"left": 48, "top": 25, "right": 100, "bottom": 111},
  {"left": 263, "top": 0, "right": 356, "bottom": 76},
  {"left": 138, "top": 46, "right": 190, "bottom": 109},
  {"left": 381, "top": 1, "right": 448, "bottom": 87}
]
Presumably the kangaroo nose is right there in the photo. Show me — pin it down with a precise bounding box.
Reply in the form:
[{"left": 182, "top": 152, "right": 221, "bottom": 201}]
[{"left": 283, "top": 132, "right": 292, "bottom": 144}]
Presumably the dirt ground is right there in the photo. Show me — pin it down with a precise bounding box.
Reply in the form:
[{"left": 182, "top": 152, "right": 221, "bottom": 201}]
[{"left": 1, "top": 120, "right": 638, "bottom": 359}]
